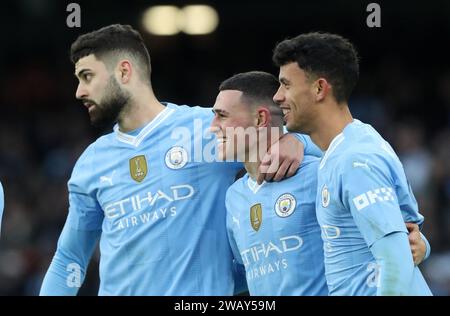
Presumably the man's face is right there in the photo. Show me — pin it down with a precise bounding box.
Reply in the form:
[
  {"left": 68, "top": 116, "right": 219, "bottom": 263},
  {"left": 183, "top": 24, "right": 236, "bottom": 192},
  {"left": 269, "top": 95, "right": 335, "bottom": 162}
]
[
  {"left": 210, "top": 90, "right": 256, "bottom": 161},
  {"left": 75, "top": 54, "right": 130, "bottom": 128},
  {"left": 273, "top": 62, "right": 315, "bottom": 133}
]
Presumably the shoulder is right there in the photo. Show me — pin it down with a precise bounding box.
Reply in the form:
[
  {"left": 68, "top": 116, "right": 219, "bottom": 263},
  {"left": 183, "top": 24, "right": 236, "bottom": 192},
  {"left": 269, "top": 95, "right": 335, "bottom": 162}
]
[
  {"left": 300, "top": 155, "right": 320, "bottom": 171},
  {"left": 69, "top": 133, "right": 114, "bottom": 188},
  {"left": 167, "top": 103, "right": 213, "bottom": 119},
  {"left": 286, "top": 155, "right": 320, "bottom": 181},
  {"left": 226, "top": 176, "right": 246, "bottom": 202},
  {"left": 74, "top": 133, "right": 113, "bottom": 168}
]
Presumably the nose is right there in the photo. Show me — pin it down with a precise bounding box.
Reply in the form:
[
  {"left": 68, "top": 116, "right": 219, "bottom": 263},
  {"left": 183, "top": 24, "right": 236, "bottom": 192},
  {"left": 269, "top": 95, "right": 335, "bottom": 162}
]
[
  {"left": 75, "top": 83, "right": 88, "bottom": 100},
  {"left": 273, "top": 86, "right": 285, "bottom": 105},
  {"left": 209, "top": 114, "right": 221, "bottom": 134}
]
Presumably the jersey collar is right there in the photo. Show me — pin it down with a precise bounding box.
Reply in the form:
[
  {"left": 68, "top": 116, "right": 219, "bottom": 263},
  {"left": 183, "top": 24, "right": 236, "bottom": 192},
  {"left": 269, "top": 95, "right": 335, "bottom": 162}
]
[
  {"left": 247, "top": 176, "right": 266, "bottom": 194},
  {"left": 318, "top": 119, "right": 364, "bottom": 169},
  {"left": 114, "top": 104, "right": 175, "bottom": 147}
]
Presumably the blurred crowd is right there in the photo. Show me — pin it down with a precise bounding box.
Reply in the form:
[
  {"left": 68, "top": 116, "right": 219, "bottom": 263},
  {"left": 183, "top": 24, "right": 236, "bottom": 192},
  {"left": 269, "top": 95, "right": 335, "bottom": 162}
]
[{"left": 0, "top": 53, "right": 449, "bottom": 296}]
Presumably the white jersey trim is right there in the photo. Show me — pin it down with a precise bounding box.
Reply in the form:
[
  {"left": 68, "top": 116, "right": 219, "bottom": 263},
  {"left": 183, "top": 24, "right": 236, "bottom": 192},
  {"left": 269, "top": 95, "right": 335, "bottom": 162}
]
[
  {"left": 114, "top": 107, "right": 175, "bottom": 147},
  {"left": 247, "top": 177, "right": 266, "bottom": 194},
  {"left": 319, "top": 133, "right": 345, "bottom": 170}
]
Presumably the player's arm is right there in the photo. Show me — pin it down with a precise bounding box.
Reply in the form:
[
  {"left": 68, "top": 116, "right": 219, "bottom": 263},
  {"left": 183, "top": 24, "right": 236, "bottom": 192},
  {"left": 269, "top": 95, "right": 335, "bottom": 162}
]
[
  {"left": 287, "top": 131, "right": 323, "bottom": 158},
  {"left": 40, "top": 221, "right": 100, "bottom": 295},
  {"left": 40, "top": 146, "right": 103, "bottom": 295},
  {"left": 341, "top": 154, "right": 417, "bottom": 295},
  {"left": 370, "top": 231, "right": 415, "bottom": 295},
  {"left": 257, "top": 131, "right": 322, "bottom": 184}
]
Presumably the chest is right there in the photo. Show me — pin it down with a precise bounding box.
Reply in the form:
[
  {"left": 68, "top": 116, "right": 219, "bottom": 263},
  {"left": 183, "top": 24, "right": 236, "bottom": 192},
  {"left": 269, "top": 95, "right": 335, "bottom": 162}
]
[
  {"left": 91, "top": 137, "right": 212, "bottom": 220},
  {"left": 231, "top": 187, "right": 317, "bottom": 246}
]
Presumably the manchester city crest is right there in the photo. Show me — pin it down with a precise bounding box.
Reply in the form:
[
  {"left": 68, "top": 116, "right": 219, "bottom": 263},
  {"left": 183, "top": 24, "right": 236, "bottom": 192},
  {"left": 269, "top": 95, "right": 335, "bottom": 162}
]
[
  {"left": 129, "top": 155, "right": 148, "bottom": 183},
  {"left": 165, "top": 146, "right": 188, "bottom": 170},
  {"left": 275, "top": 193, "right": 296, "bottom": 217},
  {"left": 250, "top": 203, "right": 262, "bottom": 231},
  {"left": 322, "top": 185, "right": 330, "bottom": 208}
]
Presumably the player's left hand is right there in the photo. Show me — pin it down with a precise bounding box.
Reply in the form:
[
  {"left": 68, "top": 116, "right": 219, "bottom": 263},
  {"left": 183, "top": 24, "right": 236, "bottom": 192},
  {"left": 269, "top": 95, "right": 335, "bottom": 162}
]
[
  {"left": 406, "top": 222, "right": 427, "bottom": 266},
  {"left": 257, "top": 133, "right": 304, "bottom": 184}
]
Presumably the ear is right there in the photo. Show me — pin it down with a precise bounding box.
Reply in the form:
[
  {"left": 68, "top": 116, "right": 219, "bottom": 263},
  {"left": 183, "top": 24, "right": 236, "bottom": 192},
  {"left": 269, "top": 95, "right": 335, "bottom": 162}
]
[
  {"left": 255, "top": 106, "right": 271, "bottom": 128},
  {"left": 314, "top": 78, "right": 330, "bottom": 102},
  {"left": 117, "top": 60, "right": 132, "bottom": 84}
]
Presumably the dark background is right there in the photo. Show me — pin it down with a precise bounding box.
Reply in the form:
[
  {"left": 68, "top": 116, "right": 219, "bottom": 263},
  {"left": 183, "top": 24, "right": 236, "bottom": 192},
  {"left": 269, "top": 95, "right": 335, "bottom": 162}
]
[{"left": 0, "top": 0, "right": 449, "bottom": 295}]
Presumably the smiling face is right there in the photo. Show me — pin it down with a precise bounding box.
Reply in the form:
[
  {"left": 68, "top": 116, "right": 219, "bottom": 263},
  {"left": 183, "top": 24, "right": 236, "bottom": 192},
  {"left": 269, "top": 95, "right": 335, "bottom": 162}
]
[
  {"left": 74, "top": 54, "right": 130, "bottom": 128},
  {"left": 210, "top": 90, "right": 257, "bottom": 161},
  {"left": 273, "top": 62, "right": 317, "bottom": 134}
]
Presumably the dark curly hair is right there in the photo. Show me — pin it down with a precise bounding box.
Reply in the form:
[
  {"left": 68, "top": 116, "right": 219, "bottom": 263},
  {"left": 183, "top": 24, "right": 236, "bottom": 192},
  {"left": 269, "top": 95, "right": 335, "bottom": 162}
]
[
  {"left": 273, "top": 32, "right": 359, "bottom": 103},
  {"left": 70, "top": 24, "right": 151, "bottom": 84}
]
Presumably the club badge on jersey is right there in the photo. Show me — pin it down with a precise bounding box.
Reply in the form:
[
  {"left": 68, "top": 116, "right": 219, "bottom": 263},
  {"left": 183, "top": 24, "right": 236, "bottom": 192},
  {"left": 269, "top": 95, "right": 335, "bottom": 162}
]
[
  {"left": 165, "top": 146, "right": 188, "bottom": 170},
  {"left": 321, "top": 185, "right": 330, "bottom": 208},
  {"left": 275, "top": 194, "right": 296, "bottom": 217}
]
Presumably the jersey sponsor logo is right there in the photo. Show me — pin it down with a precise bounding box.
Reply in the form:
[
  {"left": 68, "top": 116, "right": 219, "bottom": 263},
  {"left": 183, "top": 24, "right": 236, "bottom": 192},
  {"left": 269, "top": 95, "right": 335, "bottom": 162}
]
[
  {"left": 321, "top": 225, "right": 341, "bottom": 252},
  {"left": 275, "top": 193, "right": 296, "bottom": 217},
  {"left": 116, "top": 207, "right": 177, "bottom": 230},
  {"left": 246, "top": 259, "right": 288, "bottom": 281},
  {"left": 352, "top": 187, "right": 395, "bottom": 211},
  {"left": 321, "top": 185, "right": 330, "bottom": 208},
  {"left": 240, "top": 235, "right": 303, "bottom": 266},
  {"left": 104, "top": 184, "right": 195, "bottom": 219},
  {"left": 129, "top": 155, "right": 148, "bottom": 182},
  {"left": 165, "top": 146, "right": 188, "bottom": 169},
  {"left": 250, "top": 203, "right": 262, "bottom": 231}
]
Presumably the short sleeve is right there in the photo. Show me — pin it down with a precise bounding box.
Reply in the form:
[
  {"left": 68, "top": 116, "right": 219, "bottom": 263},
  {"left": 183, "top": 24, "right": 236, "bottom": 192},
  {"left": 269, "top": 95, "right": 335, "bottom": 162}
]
[{"left": 340, "top": 154, "right": 407, "bottom": 247}]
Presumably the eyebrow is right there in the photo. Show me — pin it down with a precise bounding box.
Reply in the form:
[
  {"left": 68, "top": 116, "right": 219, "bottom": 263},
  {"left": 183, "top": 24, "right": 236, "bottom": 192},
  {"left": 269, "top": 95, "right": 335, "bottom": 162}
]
[
  {"left": 279, "top": 77, "right": 290, "bottom": 85},
  {"left": 75, "top": 68, "right": 90, "bottom": 78},
  {"left": 212, "top": 108, "right": 229, "bottom": 116}
]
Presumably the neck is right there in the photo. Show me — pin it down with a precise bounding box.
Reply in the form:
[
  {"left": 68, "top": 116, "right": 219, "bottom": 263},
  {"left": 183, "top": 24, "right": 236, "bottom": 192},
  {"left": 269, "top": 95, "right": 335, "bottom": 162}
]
[
  {"left": 310, "top": 103, "right": 353, "bottom": 151},
  {"left": 243, "top": 127, "right": 282, "bottom": 181},
  {"left": 244, "top": 161, "right": 260, "bottom": 181},
  {"left": 117, "top": 85, "right": 165, "bottom": 132}
]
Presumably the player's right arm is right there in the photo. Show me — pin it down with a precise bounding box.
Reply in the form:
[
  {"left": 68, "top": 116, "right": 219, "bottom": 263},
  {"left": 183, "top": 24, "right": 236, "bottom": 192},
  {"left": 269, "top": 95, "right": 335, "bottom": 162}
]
[
  {"left": 341, "top": 153, "right": 418, "bottom": 295},
  {"left": 39, "top": 221, "right": 101, "bottom": 295},
  {"left": 40, "top": 145, "right": 104, "bottom": 296}
]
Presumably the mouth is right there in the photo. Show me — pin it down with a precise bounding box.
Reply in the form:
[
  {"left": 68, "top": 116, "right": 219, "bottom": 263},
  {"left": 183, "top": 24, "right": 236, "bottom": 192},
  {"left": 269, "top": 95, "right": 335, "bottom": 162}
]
[
  {"left": 280, "top": 106, "right": 291, "bottom": 119},
  {"left": 216, "top": 137, "right": 227, "bottom": 145},
  {"left": 83, "top": 101, "right": 96, "bottom": 112}
]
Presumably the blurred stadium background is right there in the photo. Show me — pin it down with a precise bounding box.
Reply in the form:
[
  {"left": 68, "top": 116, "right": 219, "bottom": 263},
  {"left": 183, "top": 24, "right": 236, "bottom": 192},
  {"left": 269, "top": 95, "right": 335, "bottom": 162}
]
[{"left": 0, "top": 0, "right": 449, "bottom": 295}]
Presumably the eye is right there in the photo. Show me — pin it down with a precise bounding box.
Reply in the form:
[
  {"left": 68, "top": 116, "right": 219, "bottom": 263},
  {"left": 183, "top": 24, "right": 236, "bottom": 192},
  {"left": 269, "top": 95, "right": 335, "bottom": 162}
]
[
  {"left": 83, "top": 73, "right": 93, "bottom": 82},
  {"left": 213, "top": 111, "right": 226, "bottom": 119}
]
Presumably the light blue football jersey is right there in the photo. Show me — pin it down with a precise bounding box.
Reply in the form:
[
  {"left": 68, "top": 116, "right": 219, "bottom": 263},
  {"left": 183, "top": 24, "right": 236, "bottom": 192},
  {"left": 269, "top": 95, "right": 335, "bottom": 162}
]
[
  {"left": 0, "top": 181, "right": 3, "bottom": 235},
  {"left": 226, "top": 155, "right": 328, "bottom": 295},
  {"left": 65, "top": 103, "right": 243, "bottom": 295},
  {"left": 316, "top": 119, "right": 432, "bottom": 295}
]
